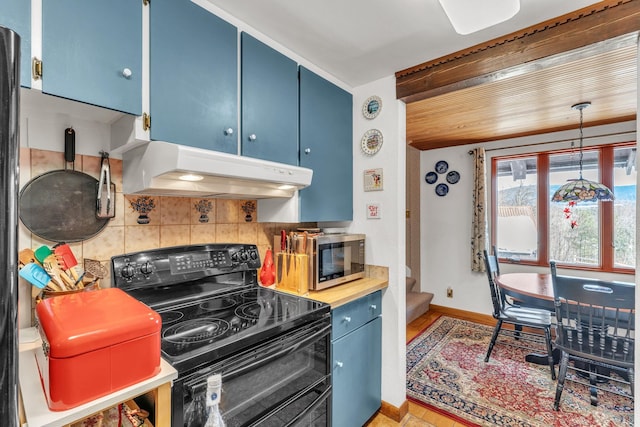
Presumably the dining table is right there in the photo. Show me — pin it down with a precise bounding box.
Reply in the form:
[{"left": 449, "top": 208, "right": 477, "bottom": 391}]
[
  {"left": 495, "top": 271, "right": 635, "bottom": 373},
  {"left": 494, "top": 272, "right": 555, "bottom": 311}
]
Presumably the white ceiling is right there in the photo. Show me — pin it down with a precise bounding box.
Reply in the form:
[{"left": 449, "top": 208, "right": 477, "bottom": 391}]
[{"left": 204, "top": 0, "right": 604, "bottom": 87}]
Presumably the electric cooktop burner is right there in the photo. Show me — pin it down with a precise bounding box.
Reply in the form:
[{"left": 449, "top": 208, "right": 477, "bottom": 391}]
[
  {"left": 163, "top": 318, "right": 231, "bottom": 344},
  {"left": 160, "top": 311, "right": 184, "bottom": 325}
]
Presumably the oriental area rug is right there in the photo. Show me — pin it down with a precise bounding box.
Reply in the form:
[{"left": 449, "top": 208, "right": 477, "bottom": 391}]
[{"left": 407, "top": 316, "right": 634, "bottom": 427}]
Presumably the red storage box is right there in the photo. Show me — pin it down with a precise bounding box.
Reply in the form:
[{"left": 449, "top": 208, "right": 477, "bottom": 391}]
[{"left": 35, "top": 287, "right": 161, "bottom": 411}]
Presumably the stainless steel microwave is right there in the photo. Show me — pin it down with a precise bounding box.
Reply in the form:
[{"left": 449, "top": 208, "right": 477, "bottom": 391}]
[{"left": 309, "top": 233, "right": 365, "bottom": 290}]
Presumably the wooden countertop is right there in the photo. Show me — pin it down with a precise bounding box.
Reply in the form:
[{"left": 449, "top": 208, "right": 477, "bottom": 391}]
[{"left": 306, "top": 277, "right": 388, "bottom": 308}]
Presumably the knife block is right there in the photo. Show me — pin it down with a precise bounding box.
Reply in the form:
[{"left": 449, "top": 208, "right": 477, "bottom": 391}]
[{"left": 275, "top": 253, "right": 309, "bottom": 295}]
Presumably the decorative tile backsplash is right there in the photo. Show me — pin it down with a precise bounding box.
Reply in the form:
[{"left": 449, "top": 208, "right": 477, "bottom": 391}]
[{"left": 18, "top": 148, "right": 316, "bottom": 327}]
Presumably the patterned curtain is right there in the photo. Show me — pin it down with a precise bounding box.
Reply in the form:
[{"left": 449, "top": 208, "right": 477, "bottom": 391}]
[{"left": 471, "top": 147, "right": 487, "bottom": 272}]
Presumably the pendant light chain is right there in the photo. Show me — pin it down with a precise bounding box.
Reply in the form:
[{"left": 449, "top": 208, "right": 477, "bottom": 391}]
[
  {"left": 571, "top": 101, "right": 591, "bottom": 179},
  {"left": 578, "top": 105, "right": 584, "bottom": 179}
]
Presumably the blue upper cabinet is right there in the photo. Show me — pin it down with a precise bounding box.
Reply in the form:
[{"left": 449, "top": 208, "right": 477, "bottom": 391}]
[
  {"left": 241, "top": 33, "right": 298, "bottom": 165},
  {"left": 299, "top": 66, "right": 353, "bottom": 222},
  {"left": 150, "top": 0, "right": 238, "bottom": 153},
  {"left": 41, "top": 0, "right": 141, "bottom": 115},
  {"left": 0, "top": 0, "right": 31, "bottom": 88}
]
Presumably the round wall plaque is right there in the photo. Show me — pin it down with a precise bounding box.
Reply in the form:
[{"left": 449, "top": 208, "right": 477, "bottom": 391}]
[
  {"left": 362, "top": 95, "right": 382, "bottom": 119},
  {"left": 361, "top": 129, "right": 383, "bottom": 155}
]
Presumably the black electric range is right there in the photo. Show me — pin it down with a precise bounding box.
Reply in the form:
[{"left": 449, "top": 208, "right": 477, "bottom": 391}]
[{"left": 111, "top": 243, "right": 330, "bottom": 375}]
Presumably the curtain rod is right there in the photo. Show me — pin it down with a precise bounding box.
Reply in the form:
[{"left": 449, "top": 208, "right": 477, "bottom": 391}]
[{"left": 467, "top": 130, "right": 636, "bottom": 155}]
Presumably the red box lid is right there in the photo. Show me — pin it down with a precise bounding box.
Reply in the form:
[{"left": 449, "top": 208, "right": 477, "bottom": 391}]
[{"left": 36, "top": 288, "right": 161, "bottom": 358}]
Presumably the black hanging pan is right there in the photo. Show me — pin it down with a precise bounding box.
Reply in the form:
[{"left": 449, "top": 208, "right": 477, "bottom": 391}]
[{"left": 19, "top": 128, "right": 110, "bottom": 242}]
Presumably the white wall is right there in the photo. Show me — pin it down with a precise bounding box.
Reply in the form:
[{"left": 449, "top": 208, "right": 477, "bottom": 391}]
[
  {"left": 420, "top": 121, "right": 637, "bottom": 316},
  {"left": 324, "top": 75, "right": 407, "bottom": 409}
]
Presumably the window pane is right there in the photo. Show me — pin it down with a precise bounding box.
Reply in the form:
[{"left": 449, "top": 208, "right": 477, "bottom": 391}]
[
  {"left": 495, "top": 157, "right": 538, "bottom": 260},
  {"left": 613, "top": 147, "right": 636, "bottom": 268},
  {"left": 549, "top": 150, "right": 600, "bottom": 266}
]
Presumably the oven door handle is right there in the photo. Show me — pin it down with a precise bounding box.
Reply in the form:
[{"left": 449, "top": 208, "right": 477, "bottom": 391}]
[
  {"left": 282, "top": 385, "right": 332, "bottom": 427},
  {"left": 225, "top": 322, "right": 331, "bottom": 380}
]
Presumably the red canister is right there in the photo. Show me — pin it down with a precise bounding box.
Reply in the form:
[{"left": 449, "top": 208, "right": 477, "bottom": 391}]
[{"left": 35, "top": 288, "right": 161, "bottom": 411}]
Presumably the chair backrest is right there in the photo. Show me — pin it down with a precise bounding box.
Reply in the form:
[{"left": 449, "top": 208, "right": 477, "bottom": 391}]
[
  {"left": 483, "top": 249, "right": 503, "bottom": 317},
  {"left": 491, "top": 245, "right": 500, "bottom": 276},
  {"left": 550, "top": 261, "right": 635, "bottom": 366}
]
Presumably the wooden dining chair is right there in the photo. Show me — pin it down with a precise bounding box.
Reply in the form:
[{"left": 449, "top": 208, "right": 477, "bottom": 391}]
[
  {"left": 550, "top": 261, "right": 634, "bottom": 409},
  {"left": 483, "top": 249, "right": 556, "bottom": 379}
]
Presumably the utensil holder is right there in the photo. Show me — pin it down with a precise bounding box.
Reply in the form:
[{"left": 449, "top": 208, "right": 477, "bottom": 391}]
[{"left": 36, "top": 281, "right": 100, "bottom": 302}]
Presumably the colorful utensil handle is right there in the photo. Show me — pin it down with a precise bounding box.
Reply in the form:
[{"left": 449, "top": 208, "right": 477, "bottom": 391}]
[
  {"left": 19, "top": 263, "right": 51, "bottom": 289},
  {"left": 34, "top": 245, "right": 52, "bottom": 264},
  {"left": 54, "top": 243, "right": 78, "bottom": 269}
]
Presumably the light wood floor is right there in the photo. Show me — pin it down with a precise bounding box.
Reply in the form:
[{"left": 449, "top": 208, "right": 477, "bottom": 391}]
[{"left": 364, "top": 309, "right": 470, "bottom": 427}]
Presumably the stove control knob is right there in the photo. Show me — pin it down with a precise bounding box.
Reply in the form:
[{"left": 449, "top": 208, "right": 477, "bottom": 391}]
[
  {"left": 240, "top": 251, "right": 249, "bottom": 261},
  {"left": 249, "top": 250, "right": 258, "bottom": 260},
  {"left": 140, "top": 261, "right": 154, "bottom": 275},
  {"left": 120, "top": 264, "right": 136, "bottom": 280}
]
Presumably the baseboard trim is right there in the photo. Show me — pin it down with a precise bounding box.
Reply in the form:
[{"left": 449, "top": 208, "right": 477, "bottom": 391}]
[
  {"left": 379, "top": 399, "right": 409, "bottom": 422},
  {"left": 429, "top": 304, "right": 496, "bottom": 326},
  {"left": 429, "top": 304, "right": 548, "bottom": 335}
]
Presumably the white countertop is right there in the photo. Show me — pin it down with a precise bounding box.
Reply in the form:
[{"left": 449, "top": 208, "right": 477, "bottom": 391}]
[{"left": 19, "top": 328, "right": 177, "bottom": 427}]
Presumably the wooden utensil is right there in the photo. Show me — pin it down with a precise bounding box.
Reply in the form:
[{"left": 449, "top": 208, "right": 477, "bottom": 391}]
[
  {"left": 18, "top": 248, "right": 40, "bottom": 269},
  {"left": 42, "top": 254, "right": 74, "bottom": 291}
]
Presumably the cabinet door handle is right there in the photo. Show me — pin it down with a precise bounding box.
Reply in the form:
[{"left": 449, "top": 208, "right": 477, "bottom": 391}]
[
  {"left": 248, "top": 134, "right": 257, "bottom": 141},
  {"left": 224, "top": 128, "right": 234, "bottom": 136},
  {"left": 122, "top": 68, "right": 132, "bottom": 79},
  {"left": 335, "top": 361, "right": 344, "bottom": 368},
  {"left": 370, "top": 304, "right": 377, "bottom": 310},
  {"left": 343, "top": 316, "right": 351, "bottom": 323},
  {"left": 304, "top": 148, "right": 311, "bottom": 154}
]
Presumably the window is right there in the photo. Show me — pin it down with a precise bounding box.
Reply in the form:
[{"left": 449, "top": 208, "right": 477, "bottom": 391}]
[{"left": 492, "top": 143, "right": 636, "bottom": 273}]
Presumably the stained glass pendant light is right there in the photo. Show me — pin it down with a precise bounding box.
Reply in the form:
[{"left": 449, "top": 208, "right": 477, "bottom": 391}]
[{"left": 551, "top": 102, "right": 614, "bottom": 203}]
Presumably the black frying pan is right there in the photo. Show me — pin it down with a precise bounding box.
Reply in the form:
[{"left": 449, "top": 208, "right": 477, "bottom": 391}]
[{"left": 19, "top": 128, "right": 109, "bottom": 242}]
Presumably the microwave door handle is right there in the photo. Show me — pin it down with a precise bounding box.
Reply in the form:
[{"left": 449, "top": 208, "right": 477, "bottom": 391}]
[{"left": 225, "top": 323, "right": 331, "bottom": 379}]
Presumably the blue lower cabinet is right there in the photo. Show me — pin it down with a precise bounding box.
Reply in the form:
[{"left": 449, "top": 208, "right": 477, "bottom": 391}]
[{"left": 331, "top": 292, "right": 382, "bottom": 426}]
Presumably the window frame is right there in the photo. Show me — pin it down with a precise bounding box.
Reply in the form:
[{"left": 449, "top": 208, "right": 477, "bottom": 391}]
[{"left": 491, "top": 141, "right": 635, "bottom": 275}]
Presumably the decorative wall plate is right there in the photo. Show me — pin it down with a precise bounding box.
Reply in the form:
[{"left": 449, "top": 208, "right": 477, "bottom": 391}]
[
  {"left": 435, "top": 183, "right": 449, "bottom": 197},
  {"left": 362, "top": 95, "right": 382, "bottom": 119},
  {"left": 435, "top": 160, "right": 449, "bottom": 174},
  {"left": 361, "top": 129, "right": 383, "bottom": 155},
  {"left": 425, "top": 171, "right": 437, "bottom": 184},
  {"left": 446, "top": 171, "right": 460, "bottom": 184}
]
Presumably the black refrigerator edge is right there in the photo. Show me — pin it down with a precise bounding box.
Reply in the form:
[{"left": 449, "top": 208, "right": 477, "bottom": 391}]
[{"left": 0, "top": 25, "right": 21, "bottom": 426}]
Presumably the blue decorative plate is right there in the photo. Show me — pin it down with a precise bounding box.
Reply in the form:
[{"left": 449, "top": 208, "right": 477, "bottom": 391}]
[
  {"left": 435, "top": 160, "right": 449, "bottom": 174},
  {"left": 435, "top": 183, "right": 449, "bottom": 196},
  {"left": 425, "top": 171, "right": 437, "bottom": 184},
  {"left": 446, "top": 171, "right": 460, "bottom": 184}
]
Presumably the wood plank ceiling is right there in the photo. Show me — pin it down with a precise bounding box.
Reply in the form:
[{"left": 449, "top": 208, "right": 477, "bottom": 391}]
[{"left": 397, "top": 0, "right": 639, "bottom": 151}]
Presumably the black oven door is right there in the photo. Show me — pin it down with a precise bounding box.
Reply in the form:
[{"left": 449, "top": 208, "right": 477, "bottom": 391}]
[{"left": 176, "top": 316, "right": 331, "bottom": 427}]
